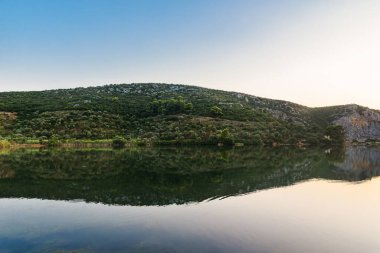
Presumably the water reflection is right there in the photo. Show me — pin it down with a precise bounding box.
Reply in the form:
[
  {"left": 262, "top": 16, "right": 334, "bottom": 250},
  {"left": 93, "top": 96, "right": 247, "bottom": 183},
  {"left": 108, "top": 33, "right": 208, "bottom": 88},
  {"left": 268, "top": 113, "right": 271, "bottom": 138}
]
[
  {"left": 333, "top": 146, "right": 380, "bottom": 180},
  {"left": 0, "top": 146, "right": 379, "bottom": 205}
]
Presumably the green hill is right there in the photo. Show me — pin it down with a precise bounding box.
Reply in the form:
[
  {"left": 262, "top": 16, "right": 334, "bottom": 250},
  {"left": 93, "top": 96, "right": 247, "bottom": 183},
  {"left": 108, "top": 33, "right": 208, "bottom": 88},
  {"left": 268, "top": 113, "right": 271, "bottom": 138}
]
[{"left": 0, "top": 83, "right": 378, "bottom": 146}]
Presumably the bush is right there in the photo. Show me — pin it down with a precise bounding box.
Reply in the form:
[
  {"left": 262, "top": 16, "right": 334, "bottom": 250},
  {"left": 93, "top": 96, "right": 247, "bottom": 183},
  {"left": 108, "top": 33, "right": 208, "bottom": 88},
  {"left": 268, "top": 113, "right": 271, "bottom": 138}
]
[
  {"left": 112, "top": 138, "right": 126, "bottom": 148},
  {"left": 211, "top": 106, "right": 223, "bottom": 117},
  {"left": 324, "top": 125, "right": 345, "bottom": 146},
  {"left": 218, "top": 128, "right": 234, "bottom": 146},
  {"left": 48, "top": 138, "right": 60, "bottom": 147},
  {"left": 148, "top": 96, "right": 192, "bottom": 115},
  {"left": 0, "top": 140, "right": 11, "bottom": 148},
  {"left": 252, "top": 134, "right": 263, "bottom": 146}
]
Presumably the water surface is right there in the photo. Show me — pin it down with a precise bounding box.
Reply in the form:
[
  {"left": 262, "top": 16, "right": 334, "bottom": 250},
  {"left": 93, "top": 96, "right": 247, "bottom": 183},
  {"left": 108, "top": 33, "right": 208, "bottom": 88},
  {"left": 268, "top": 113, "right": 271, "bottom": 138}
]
[{"left": 0, "top": 146, "right": 379, "bottom": 252}]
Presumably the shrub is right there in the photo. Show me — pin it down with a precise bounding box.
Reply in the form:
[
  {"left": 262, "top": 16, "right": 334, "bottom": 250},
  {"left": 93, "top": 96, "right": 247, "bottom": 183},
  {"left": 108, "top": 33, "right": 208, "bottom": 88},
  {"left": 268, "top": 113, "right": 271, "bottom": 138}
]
[
  {"left": 0, "top": 140, "right": 11, "bottom": 148},
  {"left": 112, "top": 138, "right": 126, "bottom": 148},
  {"left": 218, "top": 128, "right": 234, "bottom": 146},
  {"left": 210, "top": 106, "right": 223, "bottom": 117},
  {"left": 324, "top": 125, "right": 345, "bottom": 146},
  {"left": 252, "top": 134, "right": 263, "bottom": 146}
]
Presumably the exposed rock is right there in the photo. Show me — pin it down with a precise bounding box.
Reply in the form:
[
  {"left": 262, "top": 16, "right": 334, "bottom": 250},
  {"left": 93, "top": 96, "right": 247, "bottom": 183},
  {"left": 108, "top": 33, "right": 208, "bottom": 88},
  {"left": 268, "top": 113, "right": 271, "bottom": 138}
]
[{"left": 333, "top": 108, "right": 380, "bottom": 141}]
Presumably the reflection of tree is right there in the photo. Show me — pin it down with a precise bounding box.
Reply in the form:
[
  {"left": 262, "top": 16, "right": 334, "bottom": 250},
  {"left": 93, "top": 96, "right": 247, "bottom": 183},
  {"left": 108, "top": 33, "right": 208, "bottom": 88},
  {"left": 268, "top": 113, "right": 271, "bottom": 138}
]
[
  {"left": 0, "top": 146, "right": 378, "bottom": 206},
  {"left": 325, "top": 146, "right": 346, "bottom": 163}
]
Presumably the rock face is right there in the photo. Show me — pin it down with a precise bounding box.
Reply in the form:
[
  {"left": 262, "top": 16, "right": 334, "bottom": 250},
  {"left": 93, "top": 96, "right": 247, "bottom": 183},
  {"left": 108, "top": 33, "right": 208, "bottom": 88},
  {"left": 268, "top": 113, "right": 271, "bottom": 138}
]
[{"left": 332, "top": 106, "right": 380, "bottom": 141}]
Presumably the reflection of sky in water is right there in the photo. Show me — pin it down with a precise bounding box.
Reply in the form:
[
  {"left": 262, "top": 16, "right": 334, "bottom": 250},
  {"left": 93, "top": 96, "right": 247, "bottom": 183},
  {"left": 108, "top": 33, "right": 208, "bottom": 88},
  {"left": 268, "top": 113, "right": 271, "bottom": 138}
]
[{"left": 1, "top": 177, "right": 380, "bottom": 253}]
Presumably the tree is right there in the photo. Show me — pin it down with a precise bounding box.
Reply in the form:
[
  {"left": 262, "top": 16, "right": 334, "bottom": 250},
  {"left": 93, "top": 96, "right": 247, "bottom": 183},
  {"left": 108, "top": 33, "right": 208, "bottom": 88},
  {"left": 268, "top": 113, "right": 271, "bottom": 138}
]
[
  {"left": 218, "top": 128, "right": 234, "bottom": 145},
  {"left": 148, "top": 97, "right": 191, "bottom": 115},
  {"left": 211, "top": 106, "right": 223, "bottom": 117},
  {"left": 325, "top": 125, "right": 345, "bottom": 146},
  {"left": 185, "top": 103, "right": 193, "bottom": 112}
]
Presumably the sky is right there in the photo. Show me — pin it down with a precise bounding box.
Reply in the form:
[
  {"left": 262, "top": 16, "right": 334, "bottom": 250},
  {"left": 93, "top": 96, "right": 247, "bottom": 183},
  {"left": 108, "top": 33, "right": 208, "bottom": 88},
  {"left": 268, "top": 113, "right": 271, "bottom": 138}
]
[{"left": 0, "top": 0, "right": 379, "bottom": 108}]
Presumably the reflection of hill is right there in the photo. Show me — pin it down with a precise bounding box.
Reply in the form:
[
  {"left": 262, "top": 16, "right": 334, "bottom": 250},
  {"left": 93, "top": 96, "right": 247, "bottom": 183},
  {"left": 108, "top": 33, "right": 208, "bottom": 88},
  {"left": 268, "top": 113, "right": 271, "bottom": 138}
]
[
  {"left": 0, "top": 146, "right": 379, "bottom": 206},
  {"left": 332, "top": 146, "right": 380, "bottom": 181}
]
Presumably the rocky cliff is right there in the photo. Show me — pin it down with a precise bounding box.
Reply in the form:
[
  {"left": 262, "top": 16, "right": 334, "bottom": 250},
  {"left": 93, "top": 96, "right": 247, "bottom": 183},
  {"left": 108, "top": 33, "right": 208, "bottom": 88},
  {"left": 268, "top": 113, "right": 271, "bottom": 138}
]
[
  {"left": 308, "top": 104, "right": 380, "bottom": 142},
  {"left": 333, "top": 107, "right": 380, "bottom": 141}
]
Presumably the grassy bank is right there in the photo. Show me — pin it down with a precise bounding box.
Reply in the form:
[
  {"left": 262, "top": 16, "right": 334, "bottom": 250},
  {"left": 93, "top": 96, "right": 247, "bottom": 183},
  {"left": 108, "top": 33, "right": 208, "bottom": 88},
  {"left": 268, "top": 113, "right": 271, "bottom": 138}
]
[
  {"left": 0, "top": 138, "right": 151, "bottom": 150},
  {"left": 0, "top": 138, "right": 348, "bottom": 151}
]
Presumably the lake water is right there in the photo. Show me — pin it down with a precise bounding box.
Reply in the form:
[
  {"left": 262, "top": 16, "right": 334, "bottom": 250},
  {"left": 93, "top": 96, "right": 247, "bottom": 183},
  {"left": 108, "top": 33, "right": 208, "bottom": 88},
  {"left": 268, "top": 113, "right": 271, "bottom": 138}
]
[{"left": 0, "top": 146, "right": 379, "bottom": 252}]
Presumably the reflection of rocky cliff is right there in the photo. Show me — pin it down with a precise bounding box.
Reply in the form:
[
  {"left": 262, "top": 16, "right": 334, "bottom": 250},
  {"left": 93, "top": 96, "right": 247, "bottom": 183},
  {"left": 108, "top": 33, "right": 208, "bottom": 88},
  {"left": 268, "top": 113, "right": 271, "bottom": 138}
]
[
  {"left": 0, "top": 146, "right": 379, "bottom": 206},
  {"left": 332, "top": 146, "right": 380, "bottom": 181}
]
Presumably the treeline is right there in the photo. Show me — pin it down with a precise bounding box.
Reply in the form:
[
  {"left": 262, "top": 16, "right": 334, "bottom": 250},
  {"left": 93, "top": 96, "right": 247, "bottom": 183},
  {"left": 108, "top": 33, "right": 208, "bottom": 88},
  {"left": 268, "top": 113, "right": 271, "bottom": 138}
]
[{"left": 147, "top": 96, "right": 193, "bottom": 115}]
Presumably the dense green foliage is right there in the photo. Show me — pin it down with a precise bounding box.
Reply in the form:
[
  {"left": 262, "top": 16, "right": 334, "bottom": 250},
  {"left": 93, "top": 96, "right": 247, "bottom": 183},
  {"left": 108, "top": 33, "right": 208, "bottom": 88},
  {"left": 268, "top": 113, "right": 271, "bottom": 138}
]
[
  {"left": 324, "top": 125, "right": 345, "bottom": 146},
  {"left": 0, "top": 83, "right": 346, "bottom": 146},
  {"left": 12, "top": 110, "right": 125, "bottom": 140},
  {"left": 148, "top": 96, "right": 193, "bottom": 115}
]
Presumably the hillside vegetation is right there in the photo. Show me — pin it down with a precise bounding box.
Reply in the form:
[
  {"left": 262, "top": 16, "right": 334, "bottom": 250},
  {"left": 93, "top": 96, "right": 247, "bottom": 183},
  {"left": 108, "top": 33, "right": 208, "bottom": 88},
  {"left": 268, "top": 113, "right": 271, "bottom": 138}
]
[{"left": 0, "top": 83, "right": 375, "bottom": 146}]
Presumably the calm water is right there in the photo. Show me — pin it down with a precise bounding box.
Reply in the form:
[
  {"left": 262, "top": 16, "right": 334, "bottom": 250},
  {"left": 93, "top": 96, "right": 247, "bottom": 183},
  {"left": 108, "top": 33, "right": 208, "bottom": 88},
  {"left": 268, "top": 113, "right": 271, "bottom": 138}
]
[{"left": 0, "top": 146, "right": 380, "bottom": 252}]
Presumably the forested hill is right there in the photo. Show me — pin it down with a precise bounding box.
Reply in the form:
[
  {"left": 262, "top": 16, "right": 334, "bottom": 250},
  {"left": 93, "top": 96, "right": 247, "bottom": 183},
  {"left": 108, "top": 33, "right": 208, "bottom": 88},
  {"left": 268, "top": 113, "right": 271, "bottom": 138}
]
[{"left": 0, "top": 83, "right": 379, "bottom": 146}]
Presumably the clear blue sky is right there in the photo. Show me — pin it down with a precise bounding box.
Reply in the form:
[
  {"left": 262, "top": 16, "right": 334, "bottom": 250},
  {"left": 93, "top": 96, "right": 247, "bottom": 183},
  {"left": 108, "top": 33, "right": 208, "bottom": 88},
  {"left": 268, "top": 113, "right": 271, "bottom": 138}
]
[{"left": 1, "top": 0, "right": 379, "bottom": 108}]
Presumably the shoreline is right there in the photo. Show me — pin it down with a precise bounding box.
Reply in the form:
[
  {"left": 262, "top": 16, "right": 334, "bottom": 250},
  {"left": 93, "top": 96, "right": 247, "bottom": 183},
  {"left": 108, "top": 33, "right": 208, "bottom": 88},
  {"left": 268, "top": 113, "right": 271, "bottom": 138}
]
[{"left": 0, "top": 139, "right": 364, "bottom": 150}]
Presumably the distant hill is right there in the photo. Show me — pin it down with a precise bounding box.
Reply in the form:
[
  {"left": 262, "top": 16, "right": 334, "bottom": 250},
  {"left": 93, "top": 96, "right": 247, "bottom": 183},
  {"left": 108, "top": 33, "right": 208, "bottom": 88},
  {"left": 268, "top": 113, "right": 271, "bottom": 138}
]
[{"left": 0, "top": 83, "right": 378, "bottom": 145}]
